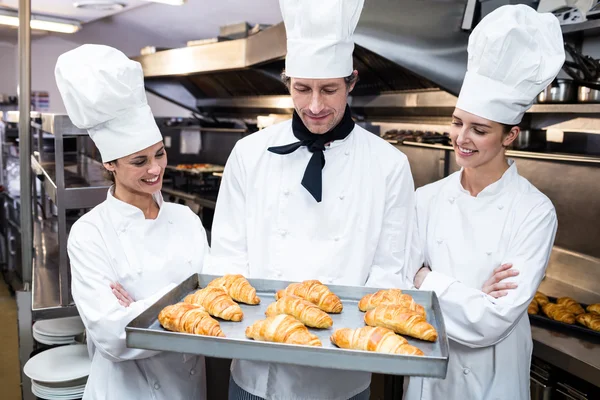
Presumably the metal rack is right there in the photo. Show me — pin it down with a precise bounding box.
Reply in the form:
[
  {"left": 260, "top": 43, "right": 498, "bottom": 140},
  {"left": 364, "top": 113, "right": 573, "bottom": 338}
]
[{"left": 30, "top": 113, "right": 111, "bottom": 316}]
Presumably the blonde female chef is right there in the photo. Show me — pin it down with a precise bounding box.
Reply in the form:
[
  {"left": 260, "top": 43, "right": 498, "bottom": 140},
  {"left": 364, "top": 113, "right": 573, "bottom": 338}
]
[
  {"left": 405, "top": 5, "right": 565, "bottom": 400},
  {"left": 55, "top": 45, "right": 209, "bottom": 400}
]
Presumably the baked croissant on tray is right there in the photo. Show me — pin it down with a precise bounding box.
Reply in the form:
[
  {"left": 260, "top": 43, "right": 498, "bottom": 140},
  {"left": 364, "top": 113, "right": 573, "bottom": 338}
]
[
  {"left": 557, "top": 297, "right": 586, "bottom": 315},
  {"left": 275, "top": 280, "right": 343, "bottom": 313},
  {"left": 587, "top": 304, "right": 600, "bottom": 315},
  {"left": 542, "top": 303, "right": 575, "bottom": 324},
  {"left": 207, "top": 274, "right": 261, "bottom": 305},
  {"left": 534, "top": 292, "right": 550, "bottom": 307},
  {"left": 576, "top": 313, "right": 600, "bottom": 332},
  {"left": 528, "top": 299, "right": 539, "bottom": 315},
  {"left": 158, "top": 302, "right": 225, "bottom": 337},
  {"left": 331, "top": 326, "right": 424, "bottom": 356},
  {"left": 365, "top": 305, "right": 438, "bottom": 342},
  {"left": 245, "top": 314, "right": 322, "bottom": 346},
  {"left": 358, "top": 289, "right": 426, "bottom": 317},
  {"left": 266, "top": 295, "right": 333, "bottom": 329},
  {"left": 184, "top": 286, "right": 244, "bottom": 321}
]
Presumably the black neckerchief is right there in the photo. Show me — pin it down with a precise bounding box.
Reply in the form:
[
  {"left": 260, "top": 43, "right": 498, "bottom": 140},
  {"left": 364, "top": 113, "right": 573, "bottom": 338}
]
[{"left": 267, "top": 105, "right": 354, "bottom": 202}]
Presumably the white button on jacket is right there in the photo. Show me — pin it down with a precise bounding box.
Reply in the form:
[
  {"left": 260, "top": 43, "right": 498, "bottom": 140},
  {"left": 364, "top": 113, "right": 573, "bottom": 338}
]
[
  {"left": 68, "top": 189, "right": 210, "bottom": 400},
  {"left": 208, "top": 120, "right": 418, "bottom": 400},
  {"left": 405, "top": 161, "right": 557, "bottom": 400}
]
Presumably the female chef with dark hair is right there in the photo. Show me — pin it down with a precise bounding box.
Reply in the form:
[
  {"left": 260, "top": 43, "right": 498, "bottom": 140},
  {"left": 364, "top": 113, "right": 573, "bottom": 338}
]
[
  {"left": 55, "top": 44, "right": 209, "bottom": 400},
  {"left": 406, "top": 5, "right": 565, "bottom": 400}
]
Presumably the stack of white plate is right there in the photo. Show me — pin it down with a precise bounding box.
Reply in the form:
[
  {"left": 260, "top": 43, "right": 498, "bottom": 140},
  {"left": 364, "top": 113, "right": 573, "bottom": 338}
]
[
  {"left": 24, "top": 344, "right": 90, "bottom": 400},
  {"left": 32, "top": 317, "right": 85, "bottom": 346}
]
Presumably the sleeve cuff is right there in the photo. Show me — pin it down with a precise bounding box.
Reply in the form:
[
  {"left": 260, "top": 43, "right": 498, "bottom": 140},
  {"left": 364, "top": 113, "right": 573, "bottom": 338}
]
[{"left": 419, "top": 271, "right": 456, "bottom": 296}]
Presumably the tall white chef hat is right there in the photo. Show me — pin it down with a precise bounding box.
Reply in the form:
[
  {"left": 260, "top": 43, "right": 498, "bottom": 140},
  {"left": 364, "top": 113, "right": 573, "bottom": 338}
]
[
  {"left": 279, "top": 0, "right": 365, "bottom": 79},
  {"left": 55, "top": 44, "right": 163, "bottom": 162},
  {"left": 456, "top": 4, "right": 565, "bottom": 125}
]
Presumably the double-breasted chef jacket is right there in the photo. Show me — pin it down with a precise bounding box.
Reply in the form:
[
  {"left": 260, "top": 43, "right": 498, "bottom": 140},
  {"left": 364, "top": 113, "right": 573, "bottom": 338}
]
[
  {"left": 67, "top": 188, "right": 210, "bottom": 400},
  {"left": 207, "top": 119, "right": 418, "bottom": 400},
  {"left": 404, "top": 160, "right": 557, "bottom": 400}
]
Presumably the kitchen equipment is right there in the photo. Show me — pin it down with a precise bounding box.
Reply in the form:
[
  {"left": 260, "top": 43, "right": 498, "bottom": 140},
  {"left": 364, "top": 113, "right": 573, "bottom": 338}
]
[
  {"left": 126, "top": 273, "right": 450, "bottom": 379},
  {"left": 32, "top": 316, "right": 85, "bottom": 346},
  {"left": 537, "top": 79, "right": 578, "bottom": 103},
  {"left": 554, "top": 382, "right": 590, "bottom": 399},
  {"left": 531, "top": 361, "right": 554, "bottom": 400},
  {"left": 578, "top": 79, "right": 600, "bottom": 103},
  {"left": 511, "top": 129, "right": 548, "bottom": 151}
]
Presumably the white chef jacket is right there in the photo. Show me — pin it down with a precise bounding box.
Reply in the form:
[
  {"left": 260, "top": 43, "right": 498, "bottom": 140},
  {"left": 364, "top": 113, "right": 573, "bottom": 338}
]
[
  {"left": 404, "top": 160, "right": 557, "bottom": 400},
  {"left": 207, "top": 119, "right": 417, "bottom": 400},
  {"left": 67, "top": 188, "right": 209, "bottom": 400}
]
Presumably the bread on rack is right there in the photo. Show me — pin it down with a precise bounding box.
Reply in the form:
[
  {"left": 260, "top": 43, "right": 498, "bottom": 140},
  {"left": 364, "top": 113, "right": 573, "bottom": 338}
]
[
  {"left": 576, "top": 313, "right": 600, "bottom": 332},
  {"left": 331, "top": 326, "right": 424, "bottom": 356},
  {"left": 541, "top": 303, "right": 575, "bottom": 324},
  {"left": 207, "top": 274, "right": 261, "bottom": 305},
  {"left": 587, "top": 304, "right": 600, "bottom": 315},
  {"left": 364, "top": 305, "right": 438, "bottom": 342},
  {"left": 245, "top": 314, "right": 322, "bottom": 346},
  {"left": 265, "top": 296, "right": 333, "bottom": 329},
  {"left": 184, "top": 286, "right": 243, "bottom": 322},
  {"left": 358, "top": 290, "right": 426, "bottom": 317},
  {"left": 534, "top": 292, "right": 550, "bottom": 307},
  {"left": 557, "top": 297, "right": 586, "bottom": 315},
  {"left": 528, "top": 299, "right": 539, "bottom": 315},
  {"left": 158, "top": 302, "right": 225, "bottom": 337},
  {"left": 275, "top": 280, "right": 343, "bottom": 313}
]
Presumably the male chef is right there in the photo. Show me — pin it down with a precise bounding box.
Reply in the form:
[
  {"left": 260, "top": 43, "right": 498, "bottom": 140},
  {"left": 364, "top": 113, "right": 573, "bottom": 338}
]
[{"left": 208, "top": 0, "right": 418, "bottom": 399}]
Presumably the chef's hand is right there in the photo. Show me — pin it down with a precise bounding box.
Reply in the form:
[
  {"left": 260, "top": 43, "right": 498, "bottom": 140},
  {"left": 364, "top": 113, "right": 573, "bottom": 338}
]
[
  {"left": 413, "top": 266, "right": 431, "bottom": 289},
  {"left": 110, "top": 282, "right": 135, "bottom": 307},
  {"left": 482, "top": 263, "right": 519, "bottom": 298}
]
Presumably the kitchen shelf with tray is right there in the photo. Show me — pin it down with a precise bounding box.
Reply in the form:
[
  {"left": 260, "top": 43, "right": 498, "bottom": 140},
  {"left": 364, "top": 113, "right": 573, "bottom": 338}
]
[
  {"left": 30, "top": 113, "right": 111, "bottom": 315},
  {"left": 127, "top": 274, "right": 450, "bottom": 378}
]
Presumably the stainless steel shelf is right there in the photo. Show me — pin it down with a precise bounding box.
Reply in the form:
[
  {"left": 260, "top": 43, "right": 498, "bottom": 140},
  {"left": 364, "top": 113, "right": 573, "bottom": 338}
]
[
  {"left": 561, "top": 19, "right": 600, "bottom": 36},
  {"left": 40, "top": 114, "right": 87, "bottom": 136},
  {"left": 31, "top": 218, "right": 78, "bottom": 320},
  {"left": 396, "top": 141, "right": 600, "bottom": 165},
  {"left": 31, "top": 154, "right": 112, "bottom": 210},
  {"left": 528, "top": 104, "right": 600, "bottom": 114}
]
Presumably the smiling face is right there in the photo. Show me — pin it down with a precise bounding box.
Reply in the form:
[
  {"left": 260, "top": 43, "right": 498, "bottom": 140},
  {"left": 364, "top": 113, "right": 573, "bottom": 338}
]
[
  {"left": 449, "top": 108, "right": 519, "bottom": 170},
  {"left": 104, "top": 141, "right": 167, "bottom": 196},
  {"left": 289, "top": 73, "right": 357, "bottom": 134}
]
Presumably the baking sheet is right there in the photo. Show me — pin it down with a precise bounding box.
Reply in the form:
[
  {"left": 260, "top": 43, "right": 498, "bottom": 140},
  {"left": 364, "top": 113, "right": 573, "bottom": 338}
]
[
  {"left": 529, "top": 296, "right": 600, "bottom": 341},
  {"left": 126, "top": 274, "right": 449, "bottom": 378}
]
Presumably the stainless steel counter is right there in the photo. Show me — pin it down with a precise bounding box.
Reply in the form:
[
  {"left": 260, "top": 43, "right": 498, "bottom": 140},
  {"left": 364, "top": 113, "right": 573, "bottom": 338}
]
[{"left": 532, "top": 325, "right": 600, "bottom": 387}]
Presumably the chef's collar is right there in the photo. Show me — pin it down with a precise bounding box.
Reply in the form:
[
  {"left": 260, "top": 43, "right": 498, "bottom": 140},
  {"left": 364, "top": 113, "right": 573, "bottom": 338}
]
[
  {"left": 106, "top": 186, "right": 165, "bottom": 231},
  {"left": 456, "top": 159, "right": 517, "bottom": 198}
]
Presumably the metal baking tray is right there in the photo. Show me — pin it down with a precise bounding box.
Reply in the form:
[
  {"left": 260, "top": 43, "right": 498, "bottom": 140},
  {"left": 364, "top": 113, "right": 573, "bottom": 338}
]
[
  {"left": 529, "top": 296, "right": 600, "bottom": 341},
  {"left": 126, "top": 274, "right": 449, "bottom": 378}
]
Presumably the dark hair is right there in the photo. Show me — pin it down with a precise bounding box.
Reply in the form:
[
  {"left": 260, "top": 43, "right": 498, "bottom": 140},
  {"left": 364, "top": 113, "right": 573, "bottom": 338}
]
[
  {"left": 103, "top": 160, "right": 117, "bottom": 184},
  {"left": 280, "top": 70, "right": 359, "bottom": 90}
]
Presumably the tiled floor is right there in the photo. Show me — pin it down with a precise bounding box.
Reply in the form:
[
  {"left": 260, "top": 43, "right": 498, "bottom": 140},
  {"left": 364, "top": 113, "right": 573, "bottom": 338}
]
[{"left": 0, "top": 281, "right": 22, "bottom": 400}]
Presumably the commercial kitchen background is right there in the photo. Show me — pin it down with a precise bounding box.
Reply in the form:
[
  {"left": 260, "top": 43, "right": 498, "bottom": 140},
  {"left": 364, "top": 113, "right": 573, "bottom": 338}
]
[{"left": 0, "top": 0, "right": 599, "bottom": 399}]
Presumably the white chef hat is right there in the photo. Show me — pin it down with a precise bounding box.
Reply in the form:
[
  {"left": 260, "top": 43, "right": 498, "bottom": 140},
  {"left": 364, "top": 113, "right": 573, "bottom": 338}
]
[
  {"left": 456, "top": 5, "right": 565, "bottom": 125},
  {"left": 55, "top": 44, "right": 163, "bottom": 162},
  {"left": 279, "top": 0, "right": 364, "bottom": 79}
]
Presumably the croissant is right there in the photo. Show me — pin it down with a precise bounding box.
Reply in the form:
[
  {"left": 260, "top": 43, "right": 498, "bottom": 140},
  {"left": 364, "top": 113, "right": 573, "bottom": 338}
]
[
  {"left": 365, "top": 305, "right": 437, "bottom": 342},
  {"left": 576, "top": 313, "right": 600, "bottom": 332},
  {"left": 207, "top": 274, "right": 261, "bottom": 305},
  {"left": 158, "top": 302, "right": 225, "bottom": 337},
  {"left": 528, "top": 299, "right": 539, "bottom": 315},
  {"left": 275, "top": 280, "right": 343, "bottom": 313},
  {"left": 266, "top": 296, "right": 333, "bottom": 329},
  {"left": 184, "top": 286, "right": 243, "bottom": 321},
  {"left": 557, "top": 297, "right": 585, "bottom": 315},
  {"left": 331, "top": 326, "right": 424, "bottom": 356},
  {"left": 245, "top": 314, "right": 322, "bottom": 346},
  {"left": 534, "top": 292, "right": 550, "bottom": 307},
  {"left": 542, "top": 303, "right": 575, "bottom": 324},
  {"left": 358, "top": 290, "right": 426, "bottom": 317},
  {"left": 587, "top": 304, "right": 600, "bottom": 315}
]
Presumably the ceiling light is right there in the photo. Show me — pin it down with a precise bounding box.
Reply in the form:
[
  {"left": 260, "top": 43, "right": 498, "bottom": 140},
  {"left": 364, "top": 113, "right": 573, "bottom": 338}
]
[
  {"left": 144, "top": 0, "right": 187, "bottom": 5},
  {"left": 74, "top": 1, "right": 126, "bottom": 11},
  {"left": 0, "top": 9, "right": 81, "bottom": 34}
]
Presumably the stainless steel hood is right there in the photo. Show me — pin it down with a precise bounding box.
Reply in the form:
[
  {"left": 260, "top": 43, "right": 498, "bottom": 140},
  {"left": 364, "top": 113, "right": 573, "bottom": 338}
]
[{"left": 133, "top": 0, "right": 472, "bottom": 118}]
